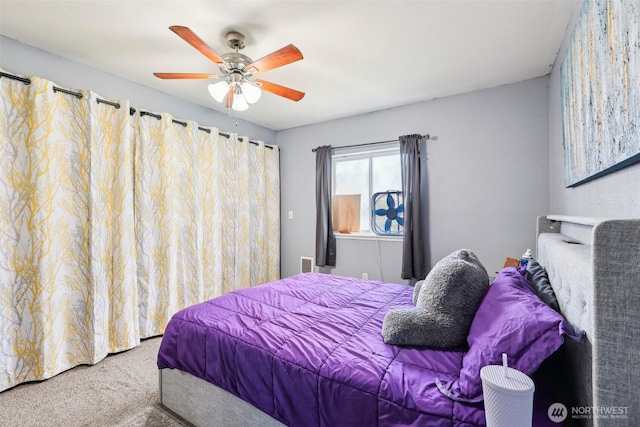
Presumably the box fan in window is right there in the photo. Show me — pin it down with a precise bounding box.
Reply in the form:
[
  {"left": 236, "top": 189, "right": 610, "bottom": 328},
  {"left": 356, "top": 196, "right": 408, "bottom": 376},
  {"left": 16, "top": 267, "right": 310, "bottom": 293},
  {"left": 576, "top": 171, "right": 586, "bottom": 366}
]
[{"left": 371, "top": 191, "right": 404, "bottom": 236}]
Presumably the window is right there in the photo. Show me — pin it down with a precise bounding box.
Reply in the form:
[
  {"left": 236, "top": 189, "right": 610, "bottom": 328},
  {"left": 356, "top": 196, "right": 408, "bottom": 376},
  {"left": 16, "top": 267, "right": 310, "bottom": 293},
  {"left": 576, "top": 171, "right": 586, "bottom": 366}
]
[{"left": 332, "top": 145, "right": 402, "bottom": 235}]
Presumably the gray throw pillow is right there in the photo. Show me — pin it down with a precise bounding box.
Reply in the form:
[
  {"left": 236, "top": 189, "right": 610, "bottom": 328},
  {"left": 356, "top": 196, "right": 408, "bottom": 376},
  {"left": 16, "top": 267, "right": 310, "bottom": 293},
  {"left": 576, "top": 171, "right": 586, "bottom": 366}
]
[
  {"left": 412, "top": 280, "right": 425, "bottom": 305},
  {"left": 382, "top": 249, "right": 489, "bottom": 348},
  {"left": 526, "top": 259, "right": 560, "bottom": 312}
]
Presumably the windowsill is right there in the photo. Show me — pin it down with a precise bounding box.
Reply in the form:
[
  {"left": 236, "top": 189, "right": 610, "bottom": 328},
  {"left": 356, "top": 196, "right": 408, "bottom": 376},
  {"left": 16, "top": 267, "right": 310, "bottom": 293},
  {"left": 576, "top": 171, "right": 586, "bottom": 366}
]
[{"left": 334, "top": 232, "right": 402, "bottom": 242}]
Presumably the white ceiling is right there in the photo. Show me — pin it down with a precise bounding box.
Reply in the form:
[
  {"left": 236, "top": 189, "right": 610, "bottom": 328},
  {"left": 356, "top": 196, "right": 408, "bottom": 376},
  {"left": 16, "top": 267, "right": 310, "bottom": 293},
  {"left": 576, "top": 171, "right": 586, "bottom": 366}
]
[{"left": 0, "top": 1, "right": 577, "bottom": 131}]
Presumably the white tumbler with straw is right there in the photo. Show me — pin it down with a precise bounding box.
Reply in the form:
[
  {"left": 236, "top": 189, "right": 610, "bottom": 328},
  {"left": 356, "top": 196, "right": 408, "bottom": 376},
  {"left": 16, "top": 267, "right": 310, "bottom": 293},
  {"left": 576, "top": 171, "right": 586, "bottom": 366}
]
[{"left": 480, "top": 353, "right": 535, "bottom": 427}]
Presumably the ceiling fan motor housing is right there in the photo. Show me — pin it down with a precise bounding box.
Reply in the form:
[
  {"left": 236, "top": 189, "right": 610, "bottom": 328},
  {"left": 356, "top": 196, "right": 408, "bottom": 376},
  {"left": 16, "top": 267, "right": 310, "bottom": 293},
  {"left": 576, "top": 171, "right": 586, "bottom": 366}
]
[
  {"left": 226, "top": 31, "right": 246, "bottom": 50},
  {"left": 223, "top": 53, "right": 253, "bottom": 72}
]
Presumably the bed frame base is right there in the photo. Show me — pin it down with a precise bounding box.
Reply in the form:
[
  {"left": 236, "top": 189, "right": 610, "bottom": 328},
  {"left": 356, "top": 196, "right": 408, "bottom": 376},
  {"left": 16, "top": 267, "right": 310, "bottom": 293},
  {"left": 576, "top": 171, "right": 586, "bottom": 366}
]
[{"left": 159, "top": 368, "right": 284, "bottom": 427}]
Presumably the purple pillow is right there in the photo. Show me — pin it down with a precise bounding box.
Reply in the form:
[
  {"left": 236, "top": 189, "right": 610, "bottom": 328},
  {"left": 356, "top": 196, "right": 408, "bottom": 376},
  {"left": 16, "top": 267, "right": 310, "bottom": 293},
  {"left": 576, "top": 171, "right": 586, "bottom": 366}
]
[{"left": 436, "top": 267, "right": 575, "bottom": 402}]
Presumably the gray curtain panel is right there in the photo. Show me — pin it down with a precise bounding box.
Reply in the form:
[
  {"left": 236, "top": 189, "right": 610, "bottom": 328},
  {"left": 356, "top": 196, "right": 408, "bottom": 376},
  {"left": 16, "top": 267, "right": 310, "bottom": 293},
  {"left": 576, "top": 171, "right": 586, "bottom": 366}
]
[
  {"left": 400, "top": 134, "right": 429, "bottom": 280},
  {"left": 315, "top": 145, "right": 336, "bottom": 267}
]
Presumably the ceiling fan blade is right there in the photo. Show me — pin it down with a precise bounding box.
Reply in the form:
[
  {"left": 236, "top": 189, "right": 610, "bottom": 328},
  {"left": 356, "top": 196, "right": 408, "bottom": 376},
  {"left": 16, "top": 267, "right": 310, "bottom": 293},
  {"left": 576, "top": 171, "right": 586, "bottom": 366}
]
[
  {"left": 256, "top": 79, "right": 305, "bottom": 102},
  {"left": 225, "top": 87, "right": 234, "bottom": 109},
  {"left": 154, "top": 73, "right": 219, "bottom": 79},
  {"left": 169, "top": 26, "right": 229, "bottom": 68},
  {"left": 245, "top": 45, "right": 303, "bottom": 75}
]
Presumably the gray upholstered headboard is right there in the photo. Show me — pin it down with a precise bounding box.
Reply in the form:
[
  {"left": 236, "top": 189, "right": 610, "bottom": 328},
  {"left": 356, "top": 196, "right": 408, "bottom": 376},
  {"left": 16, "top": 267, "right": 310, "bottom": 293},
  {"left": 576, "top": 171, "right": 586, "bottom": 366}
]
[{"left": 536, "top": 215, "right": 640, "bottom": 427}]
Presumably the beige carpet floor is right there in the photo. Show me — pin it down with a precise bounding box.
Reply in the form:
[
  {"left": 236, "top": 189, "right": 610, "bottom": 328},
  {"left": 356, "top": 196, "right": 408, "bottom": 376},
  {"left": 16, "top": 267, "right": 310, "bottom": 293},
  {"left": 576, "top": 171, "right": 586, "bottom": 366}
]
[
  {"left": 113, "top": 403, "right": 190, "bottom": 427},
  {"left": 0, "top": 337, "right": 190, "bottom": 427}
]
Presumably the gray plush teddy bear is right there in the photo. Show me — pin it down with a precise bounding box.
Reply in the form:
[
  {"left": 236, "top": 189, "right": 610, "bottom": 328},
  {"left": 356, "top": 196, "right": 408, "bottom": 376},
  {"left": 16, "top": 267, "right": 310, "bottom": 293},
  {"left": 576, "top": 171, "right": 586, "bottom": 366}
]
[{"left": 382, "top": 249, "right": 489, "bottom": 348}]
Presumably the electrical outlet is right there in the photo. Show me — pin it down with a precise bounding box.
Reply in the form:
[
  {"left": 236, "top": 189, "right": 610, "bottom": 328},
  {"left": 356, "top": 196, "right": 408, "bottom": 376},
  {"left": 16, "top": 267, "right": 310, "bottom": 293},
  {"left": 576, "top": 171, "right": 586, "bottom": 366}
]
[{"left": 362, "top": 273, "right": 368, "bottom": 280}]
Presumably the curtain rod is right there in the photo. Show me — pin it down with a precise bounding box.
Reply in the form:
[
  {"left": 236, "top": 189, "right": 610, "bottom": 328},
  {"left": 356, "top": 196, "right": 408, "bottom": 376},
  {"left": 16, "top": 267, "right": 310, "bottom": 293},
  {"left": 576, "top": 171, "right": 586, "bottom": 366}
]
[
  {"left": 311, "top": 134, "right": 431, "bottom": 152},
  {"left": 1, "top": 71, "right": 271, "bottom": 149}
]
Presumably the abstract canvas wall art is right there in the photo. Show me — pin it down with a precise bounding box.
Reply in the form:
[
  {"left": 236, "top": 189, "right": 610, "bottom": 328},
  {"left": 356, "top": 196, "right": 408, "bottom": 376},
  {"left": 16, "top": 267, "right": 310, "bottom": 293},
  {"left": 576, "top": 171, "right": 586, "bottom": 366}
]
[{"left": 560, "top": 0, "right": 640, "bottom": 187}]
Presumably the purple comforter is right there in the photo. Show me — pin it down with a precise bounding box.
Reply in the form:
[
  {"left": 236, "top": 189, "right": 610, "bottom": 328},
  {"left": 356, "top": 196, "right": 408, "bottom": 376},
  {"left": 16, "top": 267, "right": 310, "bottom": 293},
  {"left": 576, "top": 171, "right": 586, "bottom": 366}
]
[{"left": 158, "top": 273, "right": 485, "bottom": 426}]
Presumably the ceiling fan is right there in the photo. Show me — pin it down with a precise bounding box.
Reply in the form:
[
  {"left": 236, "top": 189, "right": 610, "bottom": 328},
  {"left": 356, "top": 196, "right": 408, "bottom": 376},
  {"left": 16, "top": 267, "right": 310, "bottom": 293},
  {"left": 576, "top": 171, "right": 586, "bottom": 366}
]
[{"left": 154, "top": 26, "right": 305, "bottom": 111}]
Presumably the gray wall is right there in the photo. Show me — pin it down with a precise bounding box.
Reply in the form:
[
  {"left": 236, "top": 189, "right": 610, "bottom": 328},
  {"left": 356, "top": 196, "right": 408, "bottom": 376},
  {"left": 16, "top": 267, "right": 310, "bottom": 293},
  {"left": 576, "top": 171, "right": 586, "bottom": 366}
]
[
  {"left": 277, "top": 77, "right": 550, "bottom": 283},
  {"left": 548, "top": 1, "right": 640, "bottom": 217},
  {"left": 0, "top": 36, "right": 275, "bottom": 142}
]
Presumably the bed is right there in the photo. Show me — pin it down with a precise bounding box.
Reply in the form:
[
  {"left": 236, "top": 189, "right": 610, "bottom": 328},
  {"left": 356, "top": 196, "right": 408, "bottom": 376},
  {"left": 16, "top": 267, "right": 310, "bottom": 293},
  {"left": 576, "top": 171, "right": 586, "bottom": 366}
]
[{"left": 157, "top": 215, "right": 639, "bottom": 426}]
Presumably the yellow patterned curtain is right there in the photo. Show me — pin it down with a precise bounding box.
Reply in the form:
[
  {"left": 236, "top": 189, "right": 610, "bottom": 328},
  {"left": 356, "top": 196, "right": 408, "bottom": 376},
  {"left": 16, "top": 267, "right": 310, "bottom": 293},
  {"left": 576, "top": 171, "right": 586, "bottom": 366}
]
[
  {"left": 0, "top": 71, "right": 281, "bottom": 392},
  {"left": 86, "top": 92, "right": 139, "bottom": 354},
  {"left": 236, "top": 136, "right": 280, "bottom": 285},
  {"left": 230, "top": 136, "right": 281, "bottom": 286},
  {"left": 135, "top": 113, "right": 205, "bottom": 336},
  {"left": 135, "top": 118, "right": 281, "bottom": 336},
  {"left": 0, "top": 75, "right": 138, "bottom": 391}
]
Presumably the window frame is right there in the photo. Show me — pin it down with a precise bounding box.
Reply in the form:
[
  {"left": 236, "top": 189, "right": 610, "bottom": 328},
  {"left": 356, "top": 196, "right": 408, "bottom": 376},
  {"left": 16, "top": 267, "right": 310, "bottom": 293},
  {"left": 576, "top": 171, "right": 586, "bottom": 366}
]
[{"left": 331, "top": 144, "right": 403, "bottom": 239}]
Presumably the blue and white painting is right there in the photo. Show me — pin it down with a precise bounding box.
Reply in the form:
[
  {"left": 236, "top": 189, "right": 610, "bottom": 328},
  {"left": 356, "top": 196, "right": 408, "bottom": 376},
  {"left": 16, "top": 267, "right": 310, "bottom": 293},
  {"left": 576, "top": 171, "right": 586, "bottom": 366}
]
[{"left": 560, "top": 0, "right": 640, "bottom": 187}]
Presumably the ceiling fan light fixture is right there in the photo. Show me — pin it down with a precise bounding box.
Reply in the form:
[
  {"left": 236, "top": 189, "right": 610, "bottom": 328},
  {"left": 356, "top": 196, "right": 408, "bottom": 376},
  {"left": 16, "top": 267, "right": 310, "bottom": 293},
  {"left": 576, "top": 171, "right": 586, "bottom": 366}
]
[
  {"left": 241, "top": 82, "right": 262, "bottom": 104},
  {"left": 208, "top": 81, "right": 230, "bottom": 102},
  {"left": 232, "top": 92, "right": 249, "bottom": 111}
]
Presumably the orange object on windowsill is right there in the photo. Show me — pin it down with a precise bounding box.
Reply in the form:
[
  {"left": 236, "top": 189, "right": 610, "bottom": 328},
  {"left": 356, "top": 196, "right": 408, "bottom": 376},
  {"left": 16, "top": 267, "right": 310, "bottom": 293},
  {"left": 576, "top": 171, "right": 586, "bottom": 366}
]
[
  {"left": 333, "top": 194, "right": 361, "bottom": 233},
  {"left": 503, "top": 257, "right": 519, "bottom": 268}
]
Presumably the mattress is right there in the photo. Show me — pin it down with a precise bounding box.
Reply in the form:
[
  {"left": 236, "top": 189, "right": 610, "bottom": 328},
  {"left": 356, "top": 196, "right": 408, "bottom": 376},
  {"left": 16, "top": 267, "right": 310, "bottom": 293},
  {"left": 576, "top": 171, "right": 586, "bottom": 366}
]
[{"left": 157, "top": 273, "right": 485, "bottom": 426}]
